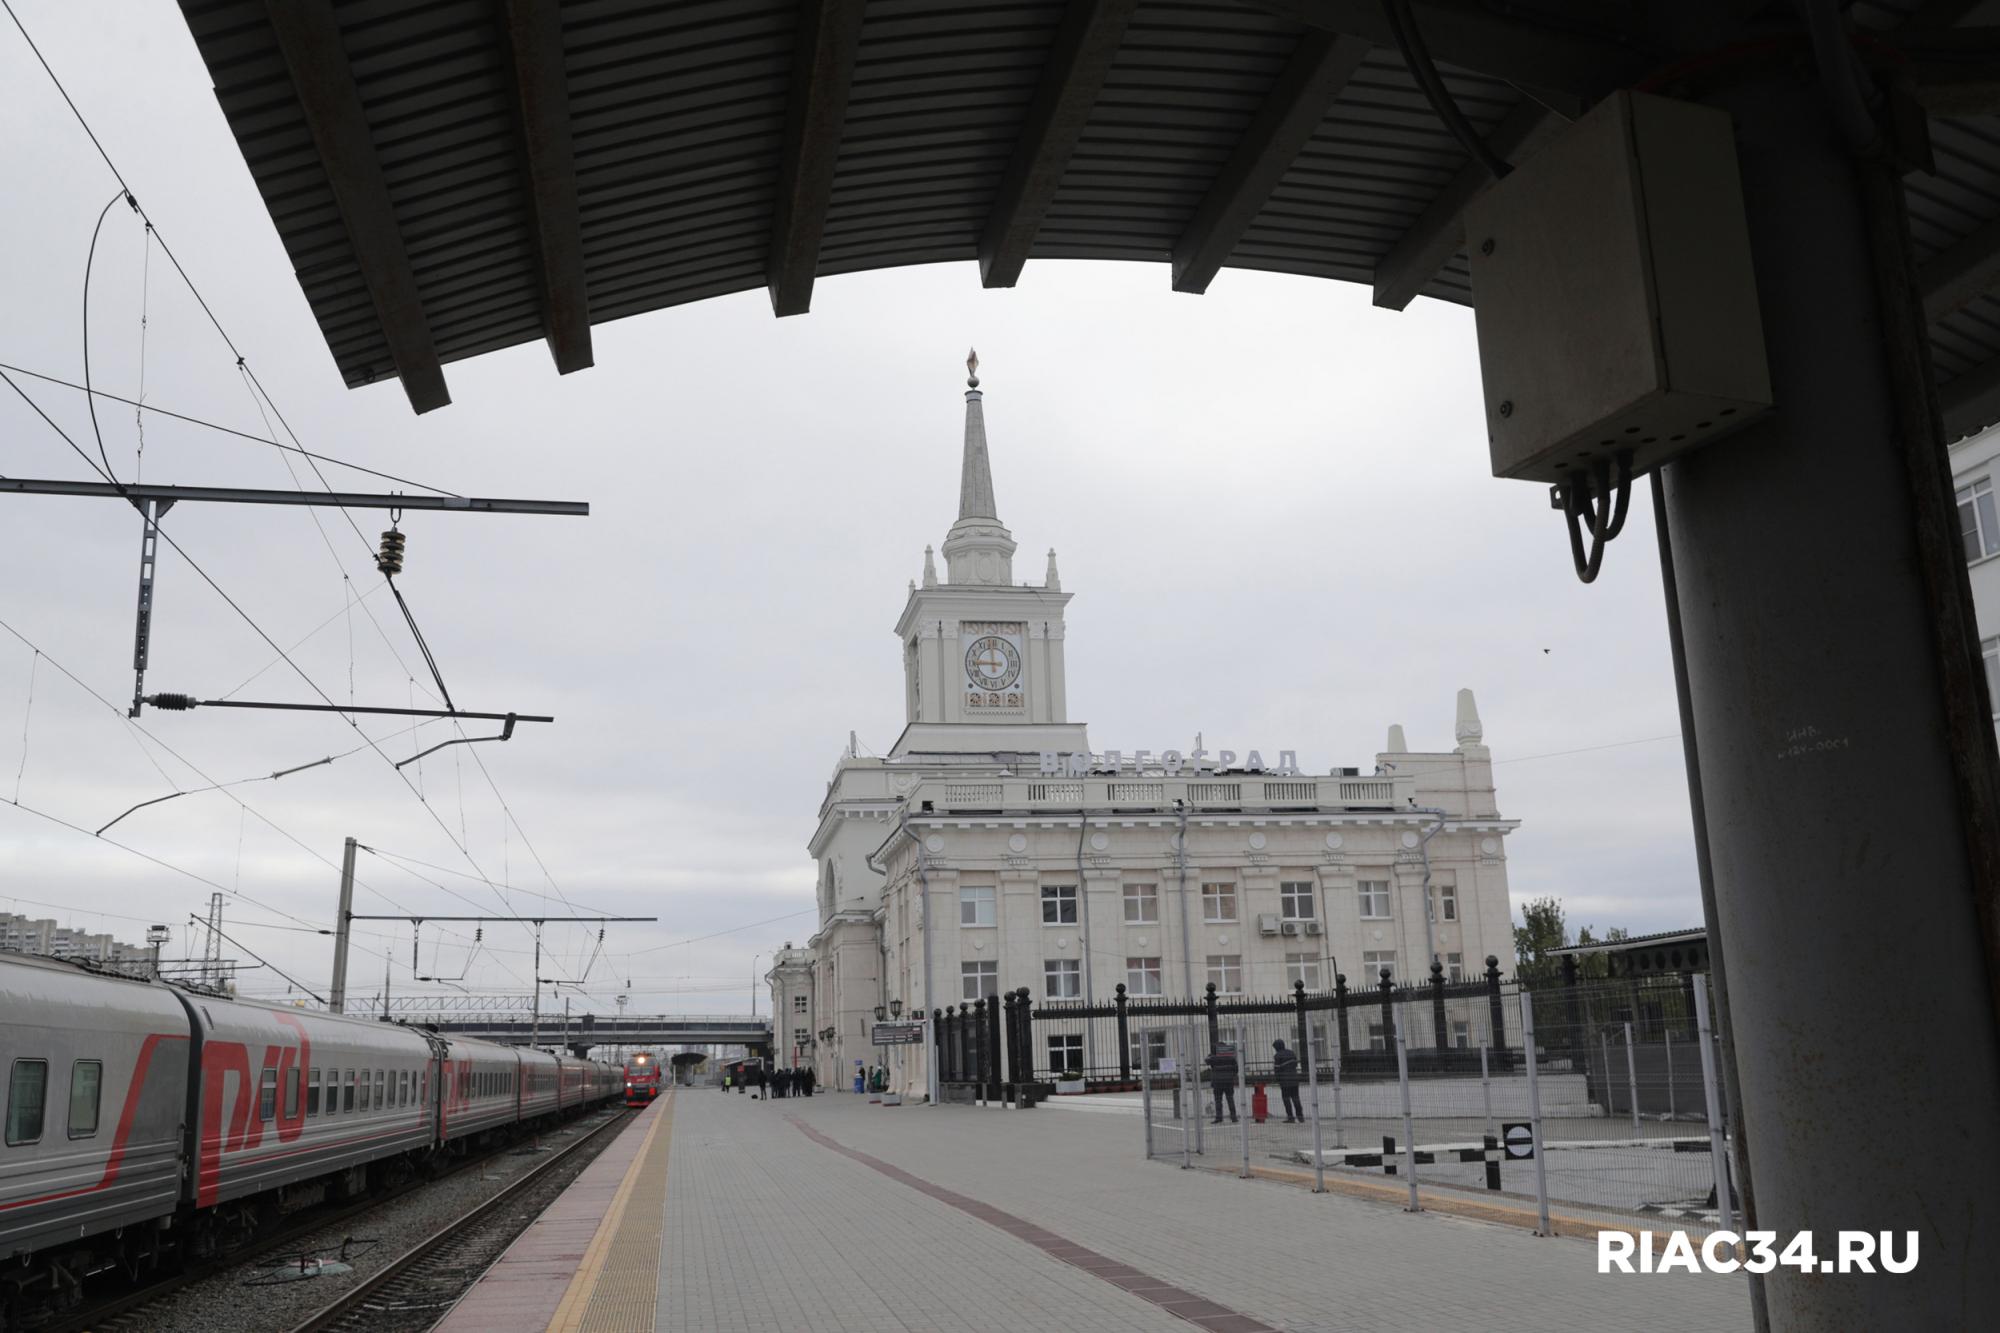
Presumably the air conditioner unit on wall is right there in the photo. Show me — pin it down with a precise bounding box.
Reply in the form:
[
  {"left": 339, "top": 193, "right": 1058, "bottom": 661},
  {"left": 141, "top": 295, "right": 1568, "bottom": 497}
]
[
  {"left": 1304, "top": 921, "right": 1323, "bottom": 936},
  {"left": 1280, "top": 921, "right": 1301, "bottom": 936},
  {"left": 1258, "top": 914, "right": 1280, "bottom": 936}
]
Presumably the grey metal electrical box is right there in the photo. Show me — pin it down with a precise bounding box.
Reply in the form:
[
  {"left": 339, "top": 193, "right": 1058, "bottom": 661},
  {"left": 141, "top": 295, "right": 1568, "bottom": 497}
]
[{"left": 1465, "top": 91, "right": 1772, "bottom": 484}]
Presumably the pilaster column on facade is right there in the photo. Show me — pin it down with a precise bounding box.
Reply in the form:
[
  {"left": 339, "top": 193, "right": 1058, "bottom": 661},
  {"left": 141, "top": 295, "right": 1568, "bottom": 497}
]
[
  {"left": 1391, "top": 857, "right": 1431, "bottom": 976},
  {"left": 1078, "top": 861, "right": 1121, "bottom": 1000}
]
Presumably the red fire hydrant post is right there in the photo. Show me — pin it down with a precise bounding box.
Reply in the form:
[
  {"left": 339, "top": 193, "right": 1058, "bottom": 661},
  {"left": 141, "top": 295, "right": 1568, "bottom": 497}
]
[{"left": 1251, "top": 1082, "right": 1269, "bottom": 1124}]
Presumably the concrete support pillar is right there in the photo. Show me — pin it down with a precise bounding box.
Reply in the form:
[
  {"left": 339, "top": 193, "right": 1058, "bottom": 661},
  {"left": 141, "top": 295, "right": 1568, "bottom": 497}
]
[{"left": 1664, "top": 68, "right": 2000, "bottom": 1328}]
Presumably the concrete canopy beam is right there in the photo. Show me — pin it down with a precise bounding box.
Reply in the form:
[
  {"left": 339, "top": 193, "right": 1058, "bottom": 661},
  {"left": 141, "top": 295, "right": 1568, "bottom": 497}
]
[
  {"left": 1171, "top": 31, "right": 1372, "bottom": 295},
  {"left": 262, "top": 0, "right": 449, "bottom": 413},
  {"left": 978, "top": 0, "right": 1140, "bottom": 289},
  {"left": 767, "top": 0, "right": 868, "bottom": 317},
  {"left": 496, "top": 0, "right": 592, "bottom": 375}
]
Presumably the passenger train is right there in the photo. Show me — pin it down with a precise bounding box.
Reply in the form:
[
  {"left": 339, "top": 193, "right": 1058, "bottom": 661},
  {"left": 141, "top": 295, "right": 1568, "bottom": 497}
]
[{"left": 0, "top": 953, "right": 620, "bottom": 1328}]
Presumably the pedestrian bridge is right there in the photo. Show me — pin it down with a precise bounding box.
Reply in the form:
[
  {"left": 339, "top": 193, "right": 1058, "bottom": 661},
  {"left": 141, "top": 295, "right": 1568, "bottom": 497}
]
[{"left": 428, "top": 1013, "right": 772, "bottom": 1057}]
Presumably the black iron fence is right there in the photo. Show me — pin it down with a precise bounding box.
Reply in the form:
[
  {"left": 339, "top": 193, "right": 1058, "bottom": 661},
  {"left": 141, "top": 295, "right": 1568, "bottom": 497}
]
[
  {"left": 933, "top": 960, "right": 1711, "bottom": 1110},
  {"left": 1004, "top": 956, "right": 1516, "bottom": 1092}
]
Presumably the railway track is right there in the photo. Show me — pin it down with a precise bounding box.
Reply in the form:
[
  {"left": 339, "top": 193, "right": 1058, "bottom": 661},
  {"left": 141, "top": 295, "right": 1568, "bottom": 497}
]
[
  {"left": 56, "top": 1108, "right": 631, "bottom": 1333},
  {"left": 283, "top": 1103, "right": 637, "bottom": 1333}
]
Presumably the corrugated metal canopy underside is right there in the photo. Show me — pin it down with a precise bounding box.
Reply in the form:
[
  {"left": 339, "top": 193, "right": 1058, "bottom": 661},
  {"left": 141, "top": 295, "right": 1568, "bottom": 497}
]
[{"left": 176, "top": 0, "right": 2000, "bottom": 435}]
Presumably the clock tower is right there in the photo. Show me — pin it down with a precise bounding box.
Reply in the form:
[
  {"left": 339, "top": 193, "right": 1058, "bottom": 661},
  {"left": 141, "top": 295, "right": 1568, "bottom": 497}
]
[{"left": 891, "top": 353, "right": 1086, "bottom": 758}]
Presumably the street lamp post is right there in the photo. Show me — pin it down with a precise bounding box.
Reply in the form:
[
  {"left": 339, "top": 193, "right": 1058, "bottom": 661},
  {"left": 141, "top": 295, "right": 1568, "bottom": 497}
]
[
  {"left": 889, "top": 998, "right": 904, "bottom": 1095},
  {"left": 872, "top": 1004, "right": 887, "bottom": 1097},
  {"left": 750, "top": 953, "right": 762, "bottom": 1018}
]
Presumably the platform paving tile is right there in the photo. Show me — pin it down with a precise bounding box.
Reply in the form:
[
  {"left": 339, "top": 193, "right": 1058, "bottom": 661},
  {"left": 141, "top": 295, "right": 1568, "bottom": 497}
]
[
  {"left": 662, "top": 1088, "right": 1191, "bottom": 1332},
  {"left": 658, "top": 1092, "right": 1752, "bottom": 1333}
]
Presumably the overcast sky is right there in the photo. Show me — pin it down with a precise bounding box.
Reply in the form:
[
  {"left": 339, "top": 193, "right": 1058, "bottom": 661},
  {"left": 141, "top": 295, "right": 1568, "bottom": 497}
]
[{"left": 0, "top": 2, "right": 1701, "bottom": 1017}]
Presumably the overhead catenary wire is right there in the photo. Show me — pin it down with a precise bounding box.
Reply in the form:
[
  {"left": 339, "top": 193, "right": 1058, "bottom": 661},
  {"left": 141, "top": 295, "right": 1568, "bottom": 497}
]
[
  {"left": 1, "top": 0, "right": 551, "bottom": 905},
  {"left": 0, "top": 363, "right": 460, "bottom": 495},
  {"left": 12, "top": 646, "right": 37, "bottom": 804},
  {"left": 4, "top": 2, "right": 583, "bottom": 989},
  {"left": 80, "top": 189, "right": 129, "bottom": 481},
  {"left": 5, "top": 367, "right": 526, "bottom": 918}
]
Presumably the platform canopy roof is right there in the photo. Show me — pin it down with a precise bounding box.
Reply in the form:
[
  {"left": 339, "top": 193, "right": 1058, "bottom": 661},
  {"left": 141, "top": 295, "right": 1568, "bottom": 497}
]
[{"left": 176, "top": 0, "right": 2000, "bottom": 428}]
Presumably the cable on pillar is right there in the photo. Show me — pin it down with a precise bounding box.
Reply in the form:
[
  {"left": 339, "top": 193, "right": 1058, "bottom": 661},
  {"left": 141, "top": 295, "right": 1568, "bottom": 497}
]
[{"left": 1551, "top": 451, "right": 1634, "bottom": 584}]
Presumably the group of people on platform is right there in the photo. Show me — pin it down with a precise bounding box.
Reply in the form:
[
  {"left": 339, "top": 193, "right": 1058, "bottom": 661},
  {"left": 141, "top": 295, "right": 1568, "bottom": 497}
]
[
  {"left": 1201, "top": 1039, "right": 1306, "bottom": 1124},
  {"left": 721, "top": 1064, "right": 815, "bottom": 1099}
]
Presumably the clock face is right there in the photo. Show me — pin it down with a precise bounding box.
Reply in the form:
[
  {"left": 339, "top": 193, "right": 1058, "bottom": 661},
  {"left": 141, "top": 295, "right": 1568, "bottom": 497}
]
[{"left": 964, "top": 635, "right": 1022, "bottom": 691}]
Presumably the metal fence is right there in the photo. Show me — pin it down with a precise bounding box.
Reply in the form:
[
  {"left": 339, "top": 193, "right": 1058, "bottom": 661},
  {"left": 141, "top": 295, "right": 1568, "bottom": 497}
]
[{"left": 1119, "top": 974, "right": 1736, "bottom": 1239}]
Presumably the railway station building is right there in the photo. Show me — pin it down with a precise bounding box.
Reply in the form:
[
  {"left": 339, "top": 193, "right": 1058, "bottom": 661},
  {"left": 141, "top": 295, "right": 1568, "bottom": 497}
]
[{"left": 791, "top": 367, "right": 1518, "bottom": 1095}]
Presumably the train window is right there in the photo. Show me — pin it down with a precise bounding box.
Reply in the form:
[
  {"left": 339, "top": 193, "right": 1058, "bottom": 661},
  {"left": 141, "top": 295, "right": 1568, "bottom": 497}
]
[
  {"left": 284, "top": 1066, "right": 301, "bottom": 1120},
  {"left": 345, "top": 1070, "right": 356, "bottom": 1113},
  {"left": 8, "top": 1060, "right": 46, "bottom": 1145},
  {"left": 375, "top": 1070, "right": 385, "bottom": 1108},
  {"left": 308, "top": 1068, "right": 321, "bottom": 1116},
  {"left": 258, "top": 1068, "right": 277, "bottom": 1122},
  {"left": 68, "top": 1061, "right": 102, "bottom": 1139}
]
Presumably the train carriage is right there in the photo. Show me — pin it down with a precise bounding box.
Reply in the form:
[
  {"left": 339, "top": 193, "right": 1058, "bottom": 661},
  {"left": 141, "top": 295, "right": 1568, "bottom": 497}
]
[
  {"left": 186, "top": 997, "right": 435, "bottom": 1222},
  {"left": 517, "top": 1047, "right": 561, "bottom": 1122},
  {"left": 436, "top": 1037, "right": 521, "bottom": 1145},
  {"left": 0, "top": 956, "right": 189, "bottom": 1274}
]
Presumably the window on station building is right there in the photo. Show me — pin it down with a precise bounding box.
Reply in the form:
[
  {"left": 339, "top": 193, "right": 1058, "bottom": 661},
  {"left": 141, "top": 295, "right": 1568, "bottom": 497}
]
[
  {"left": 1205, "top": 954, "right": 1242, "bottom": 994},
  {"left": 1960, "top": 476, "right": 2000, "bottom": 562},
  {"left": 1047, "top": 1033, "right": 1083, "bottom": 1078},
  {"left": 1447, "top": 951, "right": 1465, "bottom": 983},
  {"left": 1201, "top": 882, "right": 1237, "bottom": 923},
  {"left": 1432, "top": 880, "right": 1458, "bottom": 922},
  {"left": 961, "top": 959, "right": 999, "bottom": 1000},
  {"left": 793, "top": 1028, "right": 809, "bottom": 1048},
  {"left": 1367, "top": 1022, "right": 1388, "bottom": 1052},
  {"left": 1357, "top": 880, "right": 1392, "bottom": 919},
  {"left": 1452, "top": 1020, "right": 1471, "bottom": 1049},
  {"left": 792, "top": 994, "right": 807, "bottom": 1013},
  {"left": 1363, "top": 949, "right": 1397, "bottom": 981},
  {"left": 1285, "top": 952, "right": 1320, "bottom": 991},
  {"left": 1122, "top": 882, "right": 1158, "bottom": 924},
  {"left": 1308, "top": 1021, "right": 1329, "bottom": 1066},
  {"left": 1280, "top": 881, "right": 1315, "bottom": 920},
  {"left": 1043, "top": 958, "right": 1081, "bottom": 999},
  {"left": 959, "top": 885, "right": 996, "bottom": 927},
  {"left": 1040, "top": 884, "right": 1077, "bottom": 925},
  {"left": 1126, "top": 957, "right": 1162, "bottom": 996}
]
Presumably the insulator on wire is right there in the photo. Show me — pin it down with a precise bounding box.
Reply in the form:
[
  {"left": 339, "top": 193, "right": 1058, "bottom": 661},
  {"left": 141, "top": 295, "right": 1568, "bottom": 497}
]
[
  {"left": 145, "top": 692, "right": 197, "bottom": 710},
  {"left": 376, "top": 528, "right": 406, "bottom": 577}
]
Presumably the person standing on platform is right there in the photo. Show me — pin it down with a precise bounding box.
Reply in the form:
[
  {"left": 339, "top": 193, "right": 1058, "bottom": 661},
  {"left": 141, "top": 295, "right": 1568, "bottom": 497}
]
[
  {"left": 1272, "top": 1039, "right": 1303, "bottom": 1123},
  {"left": 1205, "top": 1043, "right": 1239, "bottom": 1124},
  {"left": 775, "top": 1067, "right": 791, "bottom": 1098},
  {"left": 800, "top": 1066, "right": 814, "bottom": 1097}
]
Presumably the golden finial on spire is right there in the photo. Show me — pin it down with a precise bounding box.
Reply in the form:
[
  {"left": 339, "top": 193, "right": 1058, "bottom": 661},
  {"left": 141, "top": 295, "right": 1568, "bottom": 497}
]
[{"left": 966, "top": 347, "right": 979, "bottom": 388}]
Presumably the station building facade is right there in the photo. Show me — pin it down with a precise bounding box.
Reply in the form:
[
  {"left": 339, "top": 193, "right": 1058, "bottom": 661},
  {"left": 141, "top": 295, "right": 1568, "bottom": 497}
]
[{"left": 781, "top": 363, "right": 1520, "bottom": 1096}]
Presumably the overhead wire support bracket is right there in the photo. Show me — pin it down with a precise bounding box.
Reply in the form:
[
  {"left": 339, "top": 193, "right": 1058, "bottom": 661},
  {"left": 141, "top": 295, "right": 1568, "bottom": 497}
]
[
  {"left": 140, "top": 695, "right": 551, "bottom": 768},
  {"left": 0, "top": 474, "right": 587, "bottom": 715},
  {"left": 0, "top": 475, "right": 589, "bottom": 516}
]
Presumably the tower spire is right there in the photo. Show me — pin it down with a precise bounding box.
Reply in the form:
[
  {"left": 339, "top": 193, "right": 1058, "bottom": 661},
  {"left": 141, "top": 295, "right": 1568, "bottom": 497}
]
[
  {"left": 958, "top": 347, "right": 997, "bottom": 521},
  {"left": 942, "top": 349, "right": 1016, "bottom": 584}
]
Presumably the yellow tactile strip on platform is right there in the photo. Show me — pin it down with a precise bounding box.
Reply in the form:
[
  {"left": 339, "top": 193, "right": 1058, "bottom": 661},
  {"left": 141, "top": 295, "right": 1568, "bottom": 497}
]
[{"left": 547, "top": 1090, "right": 675, "bottom": 1333}]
